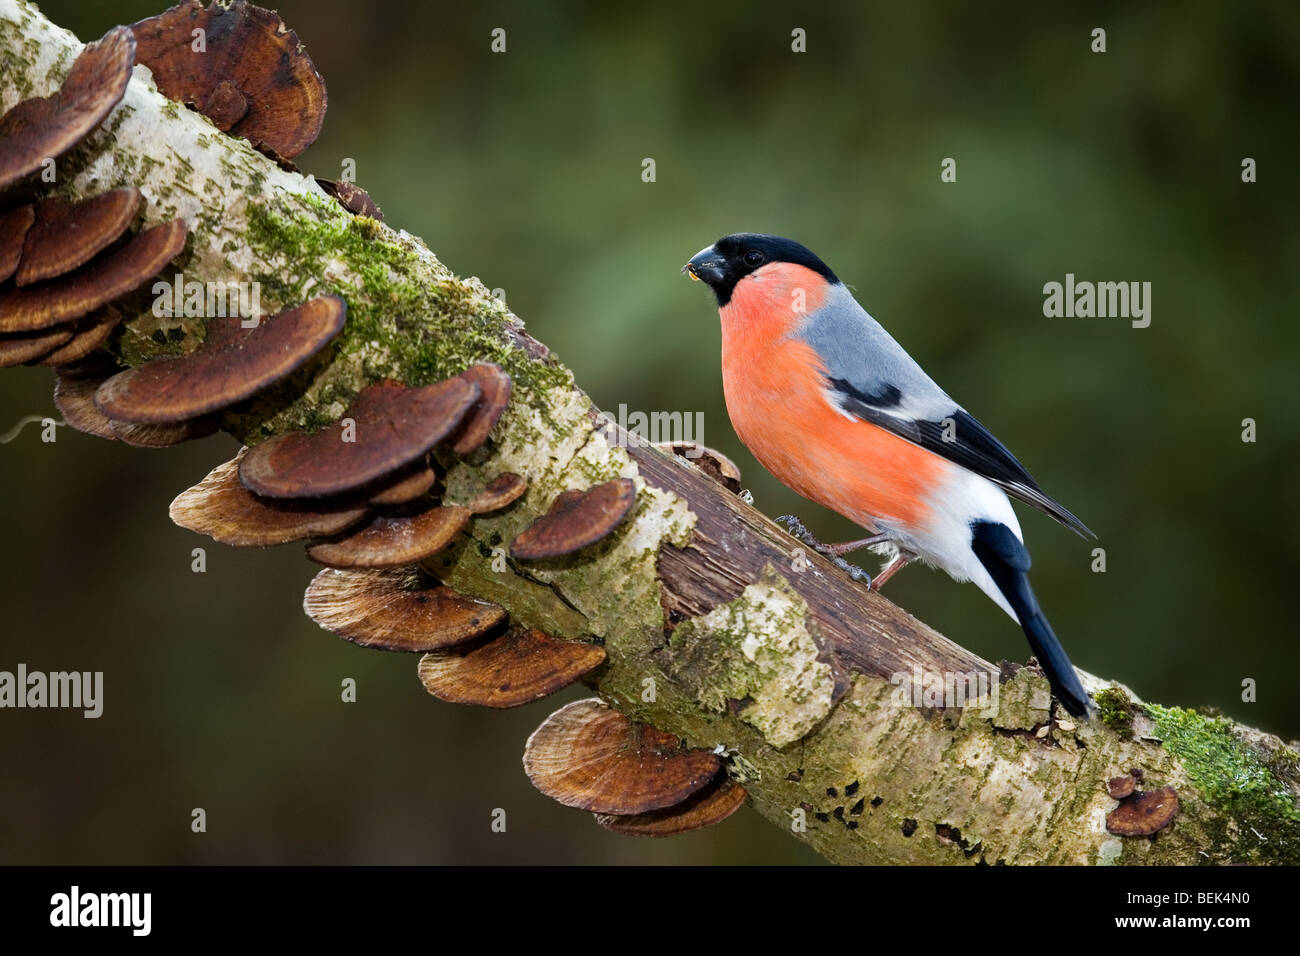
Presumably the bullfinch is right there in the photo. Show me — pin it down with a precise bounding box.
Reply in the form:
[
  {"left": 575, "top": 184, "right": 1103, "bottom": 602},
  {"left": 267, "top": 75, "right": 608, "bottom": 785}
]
[{"left": 684, "top": 233, "right": 1094, "bottom": 717}]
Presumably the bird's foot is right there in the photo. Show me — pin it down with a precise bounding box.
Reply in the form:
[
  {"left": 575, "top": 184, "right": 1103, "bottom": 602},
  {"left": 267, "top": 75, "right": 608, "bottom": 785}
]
[
  {"left": 776, "top": 514, "right": 847, "bottom": 556},
  {"left": 777, "top": 514, "right": 893, "bottom": 557},
  {"left": 828, "top": 554, "right": 873, "bottom": 585},
  {"left": 776, "top": 514, "right": 817, "bottom": 545},
  {"left": 776, "top": 514, "right": 874, "bottom": 585}
]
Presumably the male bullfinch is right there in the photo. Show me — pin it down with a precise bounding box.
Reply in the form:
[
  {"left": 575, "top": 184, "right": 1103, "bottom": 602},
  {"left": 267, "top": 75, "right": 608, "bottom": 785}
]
[{"left": 684, "top": 233, "right": 1094, "bottom": 717}]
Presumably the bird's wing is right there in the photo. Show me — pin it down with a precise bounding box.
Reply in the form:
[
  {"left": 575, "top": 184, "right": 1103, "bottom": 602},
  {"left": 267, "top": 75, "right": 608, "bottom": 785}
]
[{"left": 798, "top": 292, "right": 1094, "bottom": 538}]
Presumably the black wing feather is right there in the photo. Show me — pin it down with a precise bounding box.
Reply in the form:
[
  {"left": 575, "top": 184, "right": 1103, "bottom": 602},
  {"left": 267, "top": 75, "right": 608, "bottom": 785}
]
[{"left": 829, "top": 379, "right": 1094, "bottom": 538}]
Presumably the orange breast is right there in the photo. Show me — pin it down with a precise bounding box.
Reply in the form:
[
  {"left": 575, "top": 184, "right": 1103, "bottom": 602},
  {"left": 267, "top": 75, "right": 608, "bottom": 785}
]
[{"left": 720, "top": 274, "right": 943, "bottom": 531}]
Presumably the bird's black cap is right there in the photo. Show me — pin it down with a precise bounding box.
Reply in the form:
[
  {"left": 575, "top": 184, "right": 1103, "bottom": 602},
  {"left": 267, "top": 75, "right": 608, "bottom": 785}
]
[{"left": 684, "top": 233, "right": 839, "bottom": 306}]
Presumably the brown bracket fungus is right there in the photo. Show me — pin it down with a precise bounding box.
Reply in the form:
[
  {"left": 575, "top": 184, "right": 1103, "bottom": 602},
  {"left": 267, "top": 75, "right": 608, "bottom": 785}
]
[
  {"left": 654, "top": 440, "right": 743, "bottom": 495},
  {"left": 511, "top": 477, "right": 637, "bottom": 560},
  {"left": 200, "top": 80, "right": 248, "bottom": 131},
  {"left": 448, "top": 363, "right": 512, "bottom": 454},
  {"left": 316, "top": 179, "right": 383, "bottom": 221},
  {"left": 417, "top": 626, "right": 607, "bottom": 709},
  {"left": 0, "top": 26, "right": 136, "bottom": 191},
  {"left": 239, "top": 377, "right": 480, "bottom": 499},
  {"left": 366, "top": 461, "right": 437, "bottom": 507},
  {"left": 15, "top": 188, "right": 142, "bottom": 287},
  {"left": 0, "top": 218, "right": 188, "bottom": 333},
  {"left": 305, "top": 504, "right": 471, "bottom": 569},
  {"left": 0, "top": 187, "right": 159, "bottom": 366},
  {"left": 37, "top": 308, "right": 125, "bottom": 367},
  {"left": 94, "top": 296, "right": 346, "bottom": 422},
  {"left": 0, "top": 206, "right": 36, "bottom": 282},
  {"left": 1106, "top": 785, "right": 1181, "bottom": 837},
  {"left": 594, "top": 775, "right": 748, "bottom": 838},
  {"left": 53, "top": 355, "right": 119, "bottom": 440},
  {"left": 170, "top": 451, "right": 368, "bottom": 547},
  {"left": 109, "top": 416, "right": 218, "bottom": 448},
  {"left": 1107, "top": 774, "right": 1137, "bottom": 800},
  {"left": 523, "top": 698, "right": 721, "bottom": 815},
  {"left": 0, "top": 326, "right": 74, "bottom": 368},
  {"left": 130, "top": 0, "right": 327, "bottom": 160},
  {"left": 303, "top": 567, "right": 507, "bottom": 652},
  {"left": 468, "top": 472, "right": 528, "bottom": 515}
]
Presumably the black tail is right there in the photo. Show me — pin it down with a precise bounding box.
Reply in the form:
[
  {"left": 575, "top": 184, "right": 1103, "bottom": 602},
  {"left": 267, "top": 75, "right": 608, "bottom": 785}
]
[{"left": 971, "top": 521, "right": 1092, "bottom": 717}]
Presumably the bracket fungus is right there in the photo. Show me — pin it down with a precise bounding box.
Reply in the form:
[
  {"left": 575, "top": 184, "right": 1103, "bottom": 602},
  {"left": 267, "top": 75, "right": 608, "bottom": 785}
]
[
  {"left": 0, "top": 26, "right": 135, "bottom": 191},
  {"left": 594, "top": 775, "right": 748, "bottom": 837},
  {"left": 0, "top": 206, "right": 36, "bottom": 282},
  {"left": 1106, "top": 785, "right": 1181, "bottom": 837},
  {"left": 417, "top": 627, "right": 607, "bottom": 709},
  {"left": 655, "top": 440, "right": 743, "bottom": 495},
  {"left": 36, "top": 308, "right": 125, "bottom": 367},
  {"left": 0, "top": 326, "right": 74, "bottom": 368},
  {"left": 367, "top": 461, "right": 437, "bottom": 507},
  {"left": 201, "top": 79, "right": 248, "bottom": 131},
  {"left": 449, "top": 363, "right": 512, "bottom": 454},
  {"left": 130, "top": 0, "right": 327, "bottom": 160},
  {"left": 15, "top": 188, "right": 142, "bottom": 287},
  {"left": 170, "top": 451, "right": 368, "bottom": 547},
  {"left": 95, "top": 296, "right": 346, "bottom": 423},
  {"left": 53, "top": 355, "right": 119, "bottom": 440},
  {"left": 303, "top": 567, "right": 507, "bottom": 652},
  {"left": 523, "top": 698, "right": 721, "bottom": 815},
  {"left": 468, "top": 472, "right": 528, "bottom": 515},
  {"left": 305, "top": 504, "right": 471, "bottom": 569},
  {"left": 0, "top": 186, "right": 170, "bottom": 366},
  {"left": 1107, "top": 774, "right": 1137, "bottom": 800},
  {"left": 511, "top": 478, "right": 637, "bottom": 560},
  {"left": 316, "top": 179, "right": 383, "bottom": 221},
  {"left": 239, "top": 377, "right": 480, "bottom": 499},
  {"left": 109, "top": 415, "right": 218, "bottom": 448},
  {"left": 0, "top": 218, "right": 188, "bottom": 333}
]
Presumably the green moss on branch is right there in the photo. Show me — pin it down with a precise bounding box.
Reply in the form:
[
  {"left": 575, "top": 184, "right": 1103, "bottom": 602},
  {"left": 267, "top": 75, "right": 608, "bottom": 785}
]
[{"left": 1145, "top": 703, "right": 1300, "bottom": 863}]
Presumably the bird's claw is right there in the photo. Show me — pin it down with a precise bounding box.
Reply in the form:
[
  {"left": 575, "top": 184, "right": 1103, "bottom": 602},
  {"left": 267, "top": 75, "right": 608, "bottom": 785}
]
[
  {"left": 776, "top": 514, "right": 873, "bottom": 586},
  {"left": 830, "top": 555, "right": 872, "bottom": 585},
  {"left": 776, "top": 513, "right": 810, "bottom": 536},
  {"left": 776, "top": 514, "right": 825, "bottom": 550}
]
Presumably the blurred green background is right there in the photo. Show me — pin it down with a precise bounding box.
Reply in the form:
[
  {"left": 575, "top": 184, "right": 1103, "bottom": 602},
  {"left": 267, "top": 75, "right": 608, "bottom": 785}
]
[{"left": 2, "top": 0, "right": 1297, "bottom": 865}]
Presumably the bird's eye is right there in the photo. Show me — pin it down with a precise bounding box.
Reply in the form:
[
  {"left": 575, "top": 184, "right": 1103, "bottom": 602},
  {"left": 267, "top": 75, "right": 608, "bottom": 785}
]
[{"left": 743, "top": 250, "right": 765, "bottom": 267}]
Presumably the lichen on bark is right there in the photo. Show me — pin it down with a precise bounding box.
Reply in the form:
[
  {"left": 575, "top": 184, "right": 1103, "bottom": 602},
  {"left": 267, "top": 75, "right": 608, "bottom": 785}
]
[{"left": 661, "top": 565, "right": 836, "bottom": 747}]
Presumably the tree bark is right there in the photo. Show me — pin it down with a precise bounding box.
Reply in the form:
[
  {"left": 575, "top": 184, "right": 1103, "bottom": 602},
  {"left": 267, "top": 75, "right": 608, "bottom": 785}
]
[{"left": 4, "top": 0, "right": 1298, "bottom": 865}]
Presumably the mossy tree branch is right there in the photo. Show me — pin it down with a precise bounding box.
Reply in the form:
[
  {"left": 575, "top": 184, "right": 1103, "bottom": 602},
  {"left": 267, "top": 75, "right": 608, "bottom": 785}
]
[{"left": 5, "top": 0, "right": 1298, "bottom": 864}]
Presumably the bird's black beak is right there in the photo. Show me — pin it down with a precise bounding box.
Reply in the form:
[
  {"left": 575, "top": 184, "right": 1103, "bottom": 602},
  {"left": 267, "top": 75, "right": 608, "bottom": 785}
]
[{"left": 683, "top": 247, "right": 728, "bottom": 285}]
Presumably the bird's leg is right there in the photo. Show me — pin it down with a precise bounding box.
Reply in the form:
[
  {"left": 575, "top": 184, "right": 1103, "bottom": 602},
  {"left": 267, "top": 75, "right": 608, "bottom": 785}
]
[
  {"left": 823, "top": 533, "right": 894, "bottom": 557},
  {"left": 776, "top": 515, "right": 917, "bottom": 589},
  {"left": 776, "top": 515, "right": 891, "bottom": 557},
  {"left": 869, "top": 552, "right": 914, "bottom": 591},
  {"left": 776, "top": 514, "right": 835, "bottom": 553},
  {"left": 775, "top": 514, "right": 819, "bottom": 548},
  {"left": 776, "top": 515, "right": 887, "bottom": 585}
]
